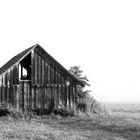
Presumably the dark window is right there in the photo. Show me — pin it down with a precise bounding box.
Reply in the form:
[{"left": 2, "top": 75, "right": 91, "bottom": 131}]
[{"left": 19, "top": 53, "right": 31, "bottom": 80}]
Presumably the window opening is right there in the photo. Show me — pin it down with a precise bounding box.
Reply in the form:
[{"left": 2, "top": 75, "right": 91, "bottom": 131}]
[{"left": 19, "top": 53, "right": 31, "bottom": 80}]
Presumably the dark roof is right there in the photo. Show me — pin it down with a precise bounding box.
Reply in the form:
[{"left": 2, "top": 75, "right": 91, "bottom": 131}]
[
  {"left": 0, "top": 45, "right": 35, "bottom": 76},
  {"left": 0, "top": 44, "right": 84, "bottom": 87}
]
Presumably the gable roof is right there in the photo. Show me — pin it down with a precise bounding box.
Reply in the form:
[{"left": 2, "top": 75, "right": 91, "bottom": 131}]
[
  {"left": 0, "top": 44, "right": 84, "bottom": 87},
  {"left": 0, "top": 45, "right": 36, "bottom": 76}
]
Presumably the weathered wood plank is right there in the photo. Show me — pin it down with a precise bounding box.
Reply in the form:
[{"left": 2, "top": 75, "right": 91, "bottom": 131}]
[
  {"left": 44, "top": 86, "right": 47, "bottom": 109},
  {"left": 31, "top": 86, "right": 34, "bottom": 109},
  {"left": 18, "top": 84, "right": 22, "bottom": 110},
  {"left": 42, "top": 59, "right": 45, "bottom": 85},
  {"left": 44, "top": 62, "right": 48, "bottom": 84},
  {"left": 36, "top": 87, "right": 39, "bottom": 108},
  {"left": 24, "top": 82, "right": 28, "bottom": 111},
  {"left": 37, "top": 54, "right": 40, "bottom": 85},
  {"left": 48, "top": 65, "right": 50, "bottom": 84},
  {"left": 0, "top": 86, "right": 1, "bottom": 104},
  {"left": 39, "top": 56, "right": 42, "bottom": 85},
  {"left": 16, "top": 85, "right": 19, "bottom": 110},
  {"left": 10, "top": 68, "right": 13, "bottom": 85},
  {"left": 35, "top": 52, "right": 38, "bottom": 85},
  {"left": 31, "top": 50, "right": 35, "bottom": 85}
]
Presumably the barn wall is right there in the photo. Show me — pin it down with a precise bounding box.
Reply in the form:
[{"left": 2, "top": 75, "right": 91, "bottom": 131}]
[
  {"left": 0, "top": 63, "right": 19, "bottom": 108},
  {"left": 0, "top": 48, "right": 78, "bottom": 111},
  {"left": 30, "top": 49, "right": 77, "bottom": 109}
]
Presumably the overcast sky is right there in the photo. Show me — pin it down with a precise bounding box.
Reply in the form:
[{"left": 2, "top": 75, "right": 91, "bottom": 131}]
[{"left": 0, "top": 0, "right": 140, "bottom": 103}]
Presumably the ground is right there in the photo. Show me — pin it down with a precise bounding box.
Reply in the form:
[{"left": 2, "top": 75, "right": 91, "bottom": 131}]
[{"left": 0, "top": 103, "right": 140, "bottom": 140}]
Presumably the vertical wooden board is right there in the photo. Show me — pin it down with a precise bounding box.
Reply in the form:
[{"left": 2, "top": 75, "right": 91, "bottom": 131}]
[
  {"left": 59, "top": 73, "right": 62, "bottom": 84},
  {"left": 38, "top": 55, "right": 41, "bottom": 85},
  {"left": 58, "top": 85, "right": 61, "bottom": 106},
  {"left": 53, "top": 86, "right": 56, "bottom": 109},
  {"left": 12, "top": 86, "right": 15, "bottom": 106},
  {"left": 39, "top": 88, "right": 41, "bottom": 108},
  {"left": 0, "top": 77, "right": 2, "bottom": 86},
  {"left": 38, "top": 87, "right": 41, "bottom": 108},
  {"left": 34, "top": 87, "right": 36, "bottom": 109},
  {"left": 46, "top": 86, "right": 50, "bottom": 110},
  {"left": 48, "top": 65, "right": 50, "bottom": 84},
  {"left": 39, "top": 56, "right": 42, "bottom": 85},
  {"left": 24, "top": 82, "right": 28, "bottom": 111},
  {"left": 61, "top": 85, "right": 64, "bottom": 106},
  {"left": 2, "top": 85, "right": 5, "bottom": 102},
  {"left": 14, "top": 64, "right": 19, "bottom": 85},
  {"left": 54, "top": 68, "right": 57, "bottom": 84},
  {"left": 10, "top": 68, "right": 13, "bottom": 85},
  {"left": 51, "top": 67, "right": 54, "bottom": 84},
  {"left": 37, "top": 54, "right": 39, "bottom": 85},
  {"left": 26, "top": 83, "right": 29, "bottom": 109},
  {"left": 71, "top": 85, "right": 74, "bottom": 108},
  {"left": 18, "top": 84, "right": 22, "bottom": 110},
  {"left": 0, "top": 86, "right": 1, "bottom": 104},
  {"left": 35, "top": 52, "right": 38, "bottom": 85},
  {"left": 44, "top": 86, "right": 47, "bottom": 109},
  {"left": 31, "top": 50, "right": 35, "bottom": 85},
  {"left": 2, "top": 75, "right": 5, "bottom": 86},
  {"left": 7, "top": 86, "right": 10, "bottom": 104},
  {"left": 28, "top": 84, "right": 32, "bottom": 109},
  {"left": 16, "top": 85, "right": 19, "bottom": 110},
  {"left": 1, "top": 86, "right": 3, "bottom": 104},
  {"left": 35, "top": 86, "right": 38, "bottom": 108},
  {"left": 73, "top": 86, "right": 75, "bottom": 108},
  {"left": 57, "top": 72, "right": 60, "bottom": 84},
  {"left": 4, "top": 73, "right": 7, "bottom": 85},
  {"left": 42, "top": 59, "right": 45, "bottom": 85},
  {"left": 63, "top": 85, "right": 67, "bottom": 107},
  {"left": 7, "top": 71, "right": 10, "bottom": 86},
  {"left": 42, "top": 87, "right": 45, "bottom": 109},
  {"left": 66, "top": 85, "right": 69, "bottom": 107},
  {"left": 13, "top": 64, "right": 19, "bottom": 85},
  {"left": 50, "top": 67, "right": 52, "bottom": 84},
  {"left": 68, "top": 85, "right": 71, "bottom": 108},
  {"left": 55, "top": 85, "right": 58, "bottom": 109},
  {"left": 61, "top": 75, "right": 65, "bottom": 84},
  {"left": 14, "top": 86, "right": 17, "bottom": 108},
  {"left": 64, "top": 85, "right": 67, "bottom": 107},
  {"left": 56, "top": 85, "right": 59, "bottom": 109},
  {"left": 11, "top": 86, "right": 14, "bottom": 106},
  {"left": 9, "top": 86, "right": 12, "bottom": 105},
  {"left": 72, "top": 85, "right": 75, "bottom": 108},
  {"left": 56, "top": 71, "right": 59, "bottom": 84},
  {"left": 44, "top": 62, "right": 48, "bottom": 84},
  {"left": 5, "top": 86, "right": 7, "bottom": 103},
  {"left": 21, "top": 82, "right": 24, "bottom": 111},
  {"left": 31, "top": 86, "right": 35, "bottom": 109}
]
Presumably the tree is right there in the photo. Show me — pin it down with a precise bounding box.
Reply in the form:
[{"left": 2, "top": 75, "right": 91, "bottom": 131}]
[
  {"left": 69, "top": 66, "right": 91, "bottom": 103},
  {"left": 69, "top": 66, "right": 107, "bottom": 114}
]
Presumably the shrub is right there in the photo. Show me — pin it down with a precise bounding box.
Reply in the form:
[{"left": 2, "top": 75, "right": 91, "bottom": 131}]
[
  {"left": 76, "top": 103, "right": 87, "bottom": 112},
  {"left": 52, "top": 107, "right": 75, "bottom": 117},
  {"left": 0, "top": 102, "right": 10, "bottom": 117},
  {"left": 31, "top": 108, "right": 52, "bottom": 116}
]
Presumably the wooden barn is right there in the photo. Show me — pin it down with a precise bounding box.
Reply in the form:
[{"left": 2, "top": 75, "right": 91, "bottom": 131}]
[{"left": 0, "top": 44, "right": 84, "bottom": 111}]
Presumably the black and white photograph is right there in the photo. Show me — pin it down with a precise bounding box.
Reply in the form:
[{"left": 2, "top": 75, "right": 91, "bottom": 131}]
[{"left": 0, "top": 0, "right": 139, "bottom": 140}]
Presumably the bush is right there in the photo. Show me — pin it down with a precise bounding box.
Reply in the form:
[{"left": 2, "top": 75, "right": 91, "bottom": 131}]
[
  {"left": 31, "top": 108, "right": 52, "bottom": 116},
  {"left": 53, "top": 108, "right": 75, "bottom": 117},
  {"left": 0, "top": 103, "right": 10, "bottom": 117},
  {"left": 76, "top": 103, "right": 87, "bottom": 112}
]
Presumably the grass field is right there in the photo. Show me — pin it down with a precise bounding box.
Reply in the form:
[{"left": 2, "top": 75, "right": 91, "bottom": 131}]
[{"left": 0, "top": 103, "right": 140, "bottom": 140}]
